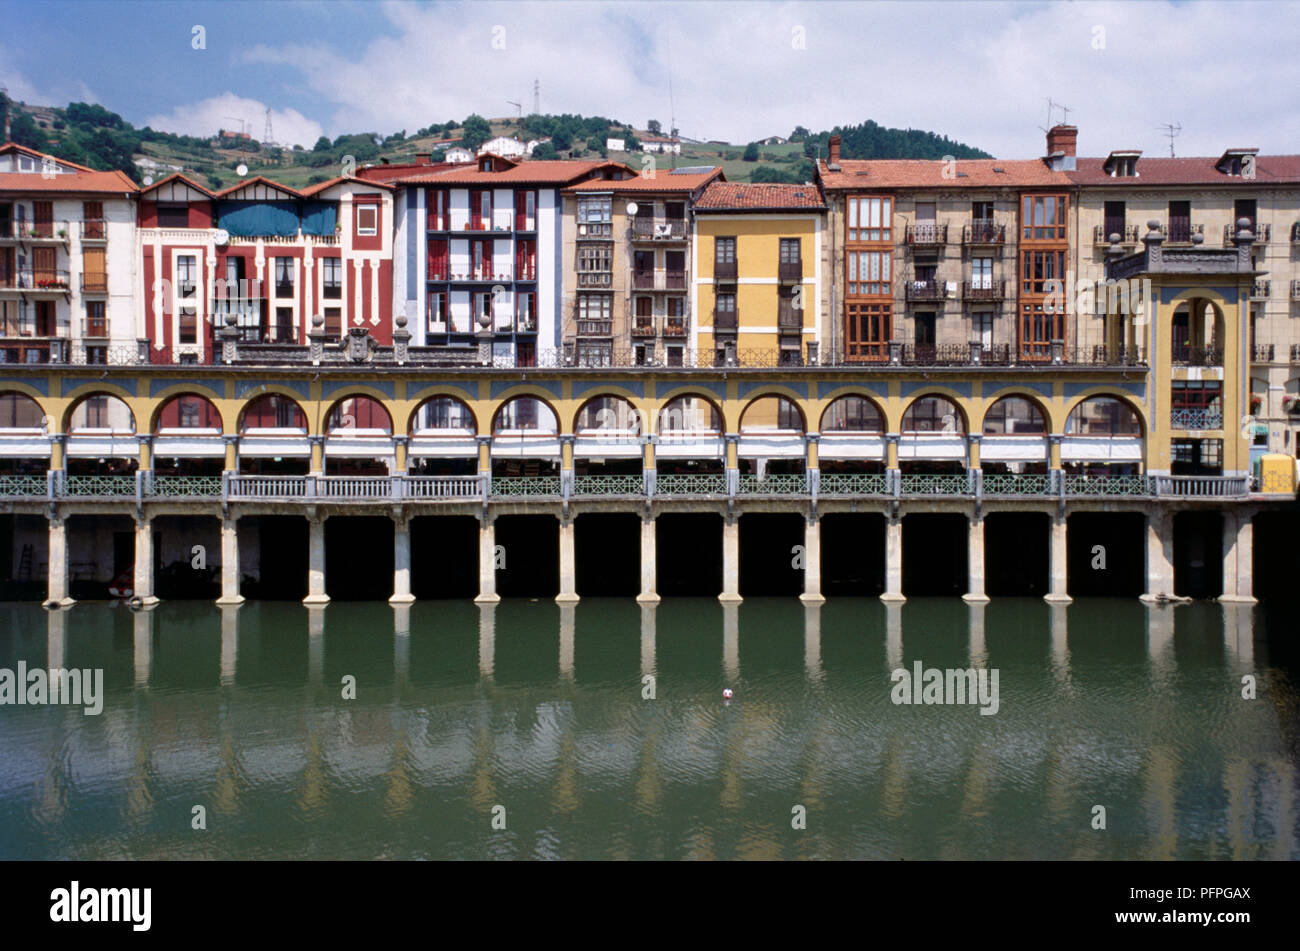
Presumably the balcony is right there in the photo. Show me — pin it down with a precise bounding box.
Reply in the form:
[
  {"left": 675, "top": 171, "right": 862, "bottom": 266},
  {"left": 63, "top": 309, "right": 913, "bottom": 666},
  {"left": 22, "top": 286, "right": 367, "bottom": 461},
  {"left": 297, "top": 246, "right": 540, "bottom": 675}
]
[
  {"left": 1224, "top": 223, "right": 1270, "bottom": 244},
  {"left": 1150, "top": 475, "right": 1249, "bottom": 499},
  {"left": 632, "top": 270, "right": 687, "bottom": 291},
  {"left": 577, "top": 270, "right": 612, "bottom": 288},
  {"left": 0, "top": 268, "right": 71, "bottom": 292},
  {"left": 904, "top": 279, "right": 947, "bottom": 301},
  {"left": 630, "top": 317, "right": 656, "bottom": 337},
  {"left": 516, "top": 265, "right": 538, "bottom": 282},
  {"left": 1292, "top": 280, "right": 1300, "bottom": 301},
  {"left": 1161, "top": 222, "right": 1204, "bottom": 243},
  {"left": 575, "top": 318, "right": 612, "bottom": 337},
  {"left": 1, "top": 220, "right": 70, "bottom": 242},
  {"left": 713, "top": 308, "right": 738, "bottom": 331},
  {"left": 778, "top": 260, "right": 802, "bottom": 282},
  {"left": 1171, "top": 345, "right": 1222, "bottom": 367},
  {"left": 1292, "top": 223, "right": 1300, "bottom": 244},
  {"left": 1170, "top": 408, "right": 1224, "bottom": 430},
  {"left": 630, "top": 218, "right": 687, "bottom": 241},
  {"left": 1093, "top": 224, "right": 1140, "bottom": 245},
  {"left": 738, "top": 473, "right": 808, "bottom": 496},
  {"left": 79, "top": 219, "right": 107, "bottom": 242},
  {"left": 962, "top": 279, "right": 1006, "bottom": 301},
  {"left": 714, "top": 260, "right": 737, "bottom": 281},
  {"left": 80, "top": 318, "right": 109, "bottom": 339},
  {"left": 450, "top": 269, "right": 512, "bottom": 283},
  {"left": 1252, "top": 344, "right": 1275, "bottom": 363},
  {"left": 1252, "top": 280, "right": 1270, "bottom": 299},
  {"left": 963, "top": 220, "right": 1005, "bottom": 245},
  {"left": 577, "top": 222, "right": 613, "bottom": 238},
  {"left": 663, "top": 315, "right": 688, "bottom": 337},
  {"left": 80, "top": 272, "right": 108, "bottom": 293},
  {"left": 777, "top": 301, "right": 802, "bottom": 331},
  {"left": 904, "top": 223, "right": 947, "bottom": 247}
]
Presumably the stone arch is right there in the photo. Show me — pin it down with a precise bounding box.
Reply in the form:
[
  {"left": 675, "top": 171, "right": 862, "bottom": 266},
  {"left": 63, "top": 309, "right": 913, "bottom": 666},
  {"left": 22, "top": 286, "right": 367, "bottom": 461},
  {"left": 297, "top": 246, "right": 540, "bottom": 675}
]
[
  {"left": 574, "top": 393, "right": 643, "bottom": 435},
  {"left": 902, "top": 392, "right": 967, "bottom": 433},
  {"left": 819, "top": 392, "right": 886, "bottom": 433},
  {"left": 66, "top": 391, "right": 136, "bottom": 434},
  {"left": 739, "top": 393, "right": 806, "bottom": 433},
  {"left": 324, "top": 393, "right": 393, "bottom": 434},
  {"left": 492, "top": 395, "right": 560, "bottom": 434},
  {"left": 1064, "top": 393, "right": 1145, "bottom": 436},
  {"left": 981, "top": 393, "right": 1049, "bottom": 435},
  {"left": 657, "top": 392, "right": 724, "bottom": 435},
  {"left": 408, "top": 393, "right": 478, "bottom": 435},
  {"left": 0, "top": 390, "right": 48, "bottom": 429},
  {"left": 152, "top": 392, "right": 224, "bottom": 433},
  {"left": 238, "top": 391, "right": 308, "bottom": 432}
]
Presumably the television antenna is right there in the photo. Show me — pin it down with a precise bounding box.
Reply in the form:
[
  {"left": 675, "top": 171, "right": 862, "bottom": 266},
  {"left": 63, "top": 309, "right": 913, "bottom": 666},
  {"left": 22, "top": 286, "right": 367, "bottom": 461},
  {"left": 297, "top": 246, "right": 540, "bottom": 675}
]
[
  {"left": 506, "top": 100, "right": 521, "bottom": 124},
  {"left": 1038, "top": 97, "right": 1071, "bottom": 132},
  {"left": 1157, "top": 122, "right": 1182, "bottom": 157}
]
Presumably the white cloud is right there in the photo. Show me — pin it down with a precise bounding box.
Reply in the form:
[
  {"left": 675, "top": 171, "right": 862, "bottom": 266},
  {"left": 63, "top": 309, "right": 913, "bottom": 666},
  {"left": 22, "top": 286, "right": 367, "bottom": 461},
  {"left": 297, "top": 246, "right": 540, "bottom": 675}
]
[
  {"left": 239, "top": 0, "right": 1300, "bottom": 158},
  {"left": 143, "top": 93, "right": 324, "bottom": 149},
  {"left": 0, "top": 45, "right": 97, "bottom": 109}
]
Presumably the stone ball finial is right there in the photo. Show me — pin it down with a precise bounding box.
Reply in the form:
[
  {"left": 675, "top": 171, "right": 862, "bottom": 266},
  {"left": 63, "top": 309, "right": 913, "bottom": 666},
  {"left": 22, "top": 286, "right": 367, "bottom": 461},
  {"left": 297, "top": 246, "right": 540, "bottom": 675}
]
[
  {"left": 1146, "top": 219, "right": 1160, "bottom": 232},
  {"left": 312, "top": 313, "right": 325, "bottom": 328},
  {"left": 225, "top": 313, "right": 237, "bottom": 327},
  {"left": 477, "top": 312, "right": 491, "bottom": 329},
  {"left": 1237, "top": 217, "right": 1253, "bottom": 229},
  {"left": 1108, "top": 232, "right": 1121, "bottom": 244},
  {"left": 395, "top": 312, "right": 407, "bottom": 328},
  {"left": 1191, "top": 232, "right": 1204, "bottom": 244}
]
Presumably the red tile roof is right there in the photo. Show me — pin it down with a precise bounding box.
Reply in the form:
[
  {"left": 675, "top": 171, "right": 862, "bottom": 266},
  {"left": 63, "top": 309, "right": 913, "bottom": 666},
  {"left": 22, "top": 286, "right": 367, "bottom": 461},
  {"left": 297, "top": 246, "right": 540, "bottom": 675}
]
[
  {"left": 565, "top": 167, "right": 722, "bottom": 193},
  {"left": 695, "top": 181, "right": 825, "bottom": 210},
  {"left": 1069, "top": 155, "right": 1300, "bottom": 186},
  {"left": 298, "top": 175, "right": 394, "bottom": 197},
  {"left": 818, "top": 158, "right": 1070, "bottom": 190},
  {"left": 138, "top": 173, "right": 214, "bottom": 198},
  {"left": 214, "top": 175, "right": 304, "bottom": 199},
  {"left": 380, "top": 159, "right": 629, "bottom": 186},
  {"left": 0, "top": 141, "right": 137, "bottom": 193}
]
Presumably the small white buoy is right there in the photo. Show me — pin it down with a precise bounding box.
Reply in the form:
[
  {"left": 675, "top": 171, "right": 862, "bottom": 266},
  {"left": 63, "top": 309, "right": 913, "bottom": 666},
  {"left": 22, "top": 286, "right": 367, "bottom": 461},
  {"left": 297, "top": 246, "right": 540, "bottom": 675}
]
[{"left": 722, "top": 688, "right": 733, "bottom": 700}]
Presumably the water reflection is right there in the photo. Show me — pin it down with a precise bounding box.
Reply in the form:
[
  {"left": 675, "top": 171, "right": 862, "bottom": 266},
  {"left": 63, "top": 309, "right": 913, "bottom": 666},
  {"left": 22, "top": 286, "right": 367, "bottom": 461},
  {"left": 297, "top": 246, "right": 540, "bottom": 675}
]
[{"left": 0, "top": 597, "right": 1294, "bottom": 860}]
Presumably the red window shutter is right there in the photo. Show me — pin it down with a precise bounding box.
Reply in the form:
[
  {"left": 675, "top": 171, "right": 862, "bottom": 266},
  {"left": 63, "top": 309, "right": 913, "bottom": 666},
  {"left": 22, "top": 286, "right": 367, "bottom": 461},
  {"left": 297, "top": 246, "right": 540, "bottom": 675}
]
[{"left": 515, "top": 191, "right": 526, "bottom": 230}]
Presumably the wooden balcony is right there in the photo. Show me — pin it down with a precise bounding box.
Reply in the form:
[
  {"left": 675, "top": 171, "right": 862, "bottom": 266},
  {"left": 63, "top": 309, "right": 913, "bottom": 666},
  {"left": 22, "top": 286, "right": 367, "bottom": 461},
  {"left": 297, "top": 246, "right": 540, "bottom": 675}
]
[
  {"left": 633, "top": 270, "right": 687, "bottom": 291},
  {"left": 713, "top": 308, "right": 738, "bottom": 331},
  {"left": 577, "top": 271, "right": 613, "bottom": 288},
  {"left": 575, "top": 318, "right": 612, "bottom": 337},
  {"left": 778, "top": 260, "right": 802, "bottom": 281},
  {"left": 630, "top": 218, "right": 687, "bottom": 241},
  {"left": 714, "top": 260, "right": 737, "bottom": 281},
  {"left": 630, "top": 317, "right": 656, "bottom": 337},
  {"left": 962, "top": 220, "right": 1005, "bottom": 246},
  {"left": 777, "top": 302, "right": 802, "bottom": 331}
]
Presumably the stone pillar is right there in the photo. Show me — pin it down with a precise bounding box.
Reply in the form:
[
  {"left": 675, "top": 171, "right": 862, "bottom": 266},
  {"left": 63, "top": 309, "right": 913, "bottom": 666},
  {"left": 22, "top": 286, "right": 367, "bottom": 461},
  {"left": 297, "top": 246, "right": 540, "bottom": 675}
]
[
  {"left": 475, "top": 516, "right": 500, "bottom": 603},
  {"left": 803, "top": 602, "right": 823, "bottom": 681},
  {"left": 557, "top": 516, "right": 579, "bottom": 603},
  {"left": 45, "top": 517, "right": 74, "bottom": 608},
  {"left": 967, "top": 432, "right": 982, "bottom": 470},
  {"left": 1045, "top": 514, "right": 1072, "bottom": 603},
  {"left": 636, "top": 516, "right": 660, "bottom": 604},
  {"left": 133, "top": 515, "right": 159, "bottom": 606},
  {"left": 963, "top": 514, "right": 989, "bottom": 603},
  {"left": 1220, "top": 509, "right": 1256, "bottom": 604},
  {"left": 219, "top": 604, "right": 239, "bottom": 686},
  {"left": 558, "top": 602, "right": 576, "bottom": 678},
  {"left": 217, "top": 517, "right": 244, "bottom": 605},
  {"left": 478, "top": 603, "right": 496, "bottom": 680},
  {"left": 390, "top": 516, "right": 415, "bottom": 604},
  {"left": 223, "top": 434, "right": 239, "bottom": 472},
  {"left": 1048, "top": 433, "right": 1063, "bottom": 470},
  {"left": 882, "top": 515, "right": 905, "bottom": 602},
  {"left": 800, "top": 516, "right": 825, "bottom": 603},
  {"left": 722, "top": 601, "right": 740, "bottom": 681},
  {"left": 719, "top": 516, "right": 742, "bottom": 602},
  {"left": 303, "top": 514, "right": 330, "bottom": 605},
  {"left": 885, "top": 432, "right": 900, "bottom": 470},
  {"left": 308, "top": 434, "right": 325, "bottom": 475},
  {"left": 1141, "top": 508, "right": 1175, "bottom": 602},
  {"left": 393, "top": 435, "right": 409, "bottom": 475},
  {"left": 133, "top": 607, "right": 152, "bottom": 687},
  {"left": 137, "top": 433, "right": 154, "bottom": 475}
]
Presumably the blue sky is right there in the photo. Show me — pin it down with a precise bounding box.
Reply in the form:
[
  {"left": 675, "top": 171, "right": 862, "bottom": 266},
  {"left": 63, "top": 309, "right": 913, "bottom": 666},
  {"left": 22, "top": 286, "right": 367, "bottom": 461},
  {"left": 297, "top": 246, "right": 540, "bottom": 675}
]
[{"left": 5, "top": 0, "right": 1299, "bottom": 157}]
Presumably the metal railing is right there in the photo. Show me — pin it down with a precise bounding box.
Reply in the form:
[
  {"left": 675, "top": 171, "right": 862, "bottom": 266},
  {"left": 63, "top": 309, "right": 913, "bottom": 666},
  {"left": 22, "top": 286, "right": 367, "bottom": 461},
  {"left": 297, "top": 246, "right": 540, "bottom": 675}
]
[
  {"left": 64, "top": 474, "right": 136, "bottom": 497},
  {"left": 630, "top": 218, "right": 687, "bottom": 239},
  {"left": 490, "top": 475, "right": 561, "bottom": 497},
  {"left": 738, "top": 473, "right": 807, "bottom": 495},
  {"left": 1151, "top": 475, "right": 1249, "bottom": 498},
  {"left": 905, "top": 223, "right": 947, "bottom": 245},
  {"left": 963, "top": 280, "right": 1006, "bottom": 301},
  {"left": 654, "top": 473, "right": 727, "bottom": 495},
  {"left": 0, "top": 268, "right": 71, "bottom": 291},
  {"left": 905, "top": 279, "right": 947, "bottom": 301},
  {"left": 572, "top": 474, "right": 645, "bottom": 496},
  {"left": 0, "top": 474, "right": 47, "bottom": 497},
  {"left": 149, "top": 475, "right": 222, "bottom": 497},
  {"left": 1171, "top": 345, "right": 1222, "bottom": 367},
  {"left": 898, "top": 473, "right": 970, "bottom": 496},
  {"left": 963, "top": 220, "right": 1005, "bottom": 245},
  {"left": 981, "top": 473, "right": 1051, "bottom": 496},
  {"left": 1063, "top": 474, "right": 1150, "bottom": 496},
  {"left": 1162, "top": 222, "right": 1204, "bottom": 242},
  {"left": 817, "top": 472, "right": 889, "bottom": 495},
  {"left": 1170, "top": 408, "right": 1223, "bottom": 430}
]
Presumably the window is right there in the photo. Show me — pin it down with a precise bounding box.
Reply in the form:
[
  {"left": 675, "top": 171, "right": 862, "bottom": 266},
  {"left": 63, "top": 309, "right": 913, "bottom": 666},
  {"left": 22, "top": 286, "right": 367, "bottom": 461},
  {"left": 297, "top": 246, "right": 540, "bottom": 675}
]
[
  {"left": 1168, "top": 201, "right": 1191, "bottom": 242},
  {"left": 515, "top": 190, "right": 536, "bottom": 230},
  {"left": 274, "top": 257, "right": 294, "bottom": 295},
  {"left": 426, "top": 294, "right": 447, "bottom": 330},
  {"left": 1021, "top": 195, "right": 1068, "bottom": 241},
  {"left": 715, "top": 291, "right": 736, "bottom": 326},
  {"left": 82, "top": 201, "right": 104, "bottom": 239},
  {"left": 427, "top": 189, "right": 447, "bottom": 230},
  {"left": 577, "top": 293, "right": 611, "bottom": 321},
  {"left": 1103, "top": 201, "right": 1126, "bottom": 239},
  {"left": 970, "top": 257, "right": 993, "bottom": 289},
  {"left": 517, "top": 292, "right": 536, "bottom": 331},
  {"left": 157, "top": 203, "right": 189, "bottom": 228},
  {"left": 274, "top": 307, "right": 293, "bottom": 342},
  {"left": 427, "top": 240, "right": 448, "bottom": 281},
  {"left": 85, "top": 300, "right": 107, "bottom": 338},
  {"left": 324, "top": 307, "right": 342, "bottom": 337},
  {"left": 1021, "top": 250, "right": 1065, "bottom": 295},
  {"left": 322, "top": 257, "right": 342, "bottom": 298},
  {"left": 714, "top": 236, "right": 736, "bottom": 264},
  {"left": 576, "top": 340, "right": 612, "bottom": 366},
  {"left": 176, "top": 255, "right": 197, "bottom": 314},
  {"left": 0, "top": 300, "right": 23, "bottom": 336},
  {"left": 1234, "top": 199, "right": 1257, "bottom": 230},
  {"left": 577, "top": 245, "right": 612, "bottom": 272},
  {"left": 848, "top": 196, "right": 892, "bottom": 242},
  {"left": 471, "top": 190, "right": 492, "bottom": 229},
  {"left": 356, "top": 204, "right": 378, "bottom": 236},
  {"left": 848, "top": 250, "right": 890, "bottom": 295},
  {"left": 846, "top": 302, "right": 890, "bottom": 359},
  {"left": 779, "top": 238, "right": 801, "bottom": 263},
  {"left": 971, "top": 201, "right": 994, "bottom": 223},
  {"left": 515, "top": 239, "right": 536, "bottom": 279},
  {"left": 82, "top": 247, "right": 106, "bottom": 292},
  {"left": 577, "top": 197, "right": 611, "bottom": 223},
  {"left": 914, "top": 313, "right": 936, "bottom": 346}
]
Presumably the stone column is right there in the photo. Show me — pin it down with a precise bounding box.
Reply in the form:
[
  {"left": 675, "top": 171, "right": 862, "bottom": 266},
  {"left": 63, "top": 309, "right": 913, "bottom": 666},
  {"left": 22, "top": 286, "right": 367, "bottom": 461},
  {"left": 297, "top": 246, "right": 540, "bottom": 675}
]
[
  {"left": 557, "top": 516, "right": 579, "bottom": 603},
  {"left": 133, "top": 515, "right": 159, "bottom": 605},
  {"left": 719, "top": 516, "right": 742, "bottom": 602},
  {"left": 217, "top": 517, "right": 244, "bottom": 605},
  {"left": 885, "top": 432, "right": 900, "bottom": 470},
  {"left": 1045, "top": 514, "right": 1072, "bottom": 603},
  {"left": 803, "top": 602, "right": 823, "bottom": 681},
  {"left": 303, "top": 514, "right": 330, "bottom": 605},
  {"left": 133, "top": 607, "right": 152, "bottom": 687},
  {"left": 558, "top": 602, "right": 576, "bottom": 679},
  {"left": 45, "top": 517, "right": 74, "bottom": 608},
  {"left": 223, "top": 434, "right": 239, "bottom": 472},
  {"left": 478, "top": 602, "right": 496, "bottom": 680},
  {"left": 390, "top": 516, "right": 415, "bottom": 604},
  {"left": 308, "top": 434, "right": 325, "bottom": 475},
  {"left": 219, "top": 604, "right": 239, "bottom": 686},
  {"left": 1220, "top": 509, "right": 1256, "bottom": 604},
  {"left": 1141, "top": 508, "right": 1175, "bottom": 602},
  {"left": 963, "top": 514, "right": 989, "bottom": 603},
  {"left": 722, "top": 601, "right": 740, "bottom": 681},
  {"left": 475, "top": 516, "right": 500, "bottom": 603},
  {"left": 882, "top": 515, "right": 905, "bottom": 602},
  {"left": 636, "top": 516, "right": 660, "bottom": 604},
  {"left": 137, "top": 433, "right": 154, "bottom": 476},
  {"left": 800, "top": 516, "right": 825, "bottom": 603}
]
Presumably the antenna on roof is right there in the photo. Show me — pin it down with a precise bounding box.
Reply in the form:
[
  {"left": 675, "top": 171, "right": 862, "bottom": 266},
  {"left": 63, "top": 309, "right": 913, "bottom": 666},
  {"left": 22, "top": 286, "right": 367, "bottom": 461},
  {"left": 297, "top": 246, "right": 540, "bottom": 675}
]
[
  {"left": 507, "top": 100, "right": 521, "bottom": 125},
  {"left": 1038, "top": 97, "right": 1071, "bottom": 133},
  {"left": 1157, "top": 122, "right": 1182, "bottom": 158}
]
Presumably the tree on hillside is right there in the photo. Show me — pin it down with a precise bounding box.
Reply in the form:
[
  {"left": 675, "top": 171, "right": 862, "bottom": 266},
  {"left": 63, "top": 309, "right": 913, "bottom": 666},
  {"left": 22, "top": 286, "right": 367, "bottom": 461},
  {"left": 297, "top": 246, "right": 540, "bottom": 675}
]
[
  {"left": 461, "top": 114, "right": 492, "bottom": 151},
  {"left": 313, "top": 136, "right": 331, "bottom": 151},
  {"left": 531, "top": 142, "right": 558, "bottom": 160},
  {"left": 790, "top": 126, "right": 810, "bottom": 142},
  {"left": 9, "top": 112, "right": 48, "bottom": 151},
  {"left": 647, "top": 119, "right": 662, "bottom": 135},
  {"left": 742, "top": 142, "right": 760, "bottom": 162}
]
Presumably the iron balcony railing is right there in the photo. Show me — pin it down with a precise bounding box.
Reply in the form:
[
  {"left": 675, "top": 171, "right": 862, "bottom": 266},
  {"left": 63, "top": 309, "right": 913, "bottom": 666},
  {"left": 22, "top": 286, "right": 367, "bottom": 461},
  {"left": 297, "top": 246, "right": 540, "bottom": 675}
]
[
  {"left": 0, "top": 268, "right": 71, "bottom": 291},
  {"left": 817, "top": 472, "right": 890, "bottom": 496},
  {"left": 1063, "top": 474, "right": 1150, "bottom": 497},
  {"left": 1093, "top": 224, "right": 1141, "bottom": 245},
  {"left": 1171, "top": 345, "right": 1222, "bottom": 367},
  {"left": 1252, "top": 280, "right": 1270, "bottom": 299},
  {"left": 905, "top": 279, "right": 947, "bottom": 301},
  {"left": 490, "top": 475, "right": 562, "bottom": 498},
  {"left": 963, "top": 280, "right": 1006, "bottom": 301},
  {"left": 981, "top": 473, "right": 1051, "bottom": 496},
  {"left": 898, "top": 473, "right": 973, "bottom": 496},
  {"left": 630, "top": 218, "right": 687, "bottom": 240},
  {"left": 963, "top": 220, "right": 1005, "bottom": 245},
  {"left": 149, "top": 475, "right": 223, "bottom": 497},
  {"left": 630, "top": 318, "right": 656, "bottom": 337},
  {"left": 654, "top": 473, "right": 728, "bottom": 496},
  {"left": 4, "top": 221, "right": 71, "bottom": 241},
  {"left": 904, "top": 223, "right": 948, "bottom": 246},
  {"left": 738, "top": 473, "right": 808, "bottom": 495},
  {"left": 572, "top": 474, "right": 645, "bottom": 496},
  {"left": 1224, "top": 223, "right": 1270, "bottom": 244},
  {"left": 0, "top": 474, "right": 48, "bottom": 497},
  {"left": 80, "top": 219, "right": 108, "bottom": 241},
  {"left": 1170, "top": 408, "right": 1224, "bottom": 430},
  {"left": 1162, "top": 222, "right": 1204, "bottom": 242},
  {"left": 64, "top": 474, "right": 136, "bottom": 497}
]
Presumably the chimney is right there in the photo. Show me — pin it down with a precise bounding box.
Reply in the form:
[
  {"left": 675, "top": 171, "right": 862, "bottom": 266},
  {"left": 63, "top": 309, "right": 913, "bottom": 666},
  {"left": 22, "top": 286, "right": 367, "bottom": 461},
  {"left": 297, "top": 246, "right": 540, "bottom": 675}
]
[
  {"left": 828, "top": 134, "right": 841, "bottom": 169},
  {"left": 1045, "top": 124, "right": 1077, "bottom": 171}
]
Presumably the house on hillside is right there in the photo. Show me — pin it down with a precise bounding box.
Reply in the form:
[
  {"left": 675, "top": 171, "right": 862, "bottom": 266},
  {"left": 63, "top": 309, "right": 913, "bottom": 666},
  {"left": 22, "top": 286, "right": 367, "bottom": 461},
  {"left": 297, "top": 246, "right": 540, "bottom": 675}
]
[
  {"left": 444, "top": 147, "right": 473, "bottom": 164},
  {"left": 606, "top": 138, "right": 626, "bottom": 152},
  {"left": 757, "top": 135, "right": 788, "bottom": 146},
  {"left": 478, "top": 136, "right": 527, "bottom": 159},
  {"left": 640, "top": 135, "right": 681, "bottom": 155}
]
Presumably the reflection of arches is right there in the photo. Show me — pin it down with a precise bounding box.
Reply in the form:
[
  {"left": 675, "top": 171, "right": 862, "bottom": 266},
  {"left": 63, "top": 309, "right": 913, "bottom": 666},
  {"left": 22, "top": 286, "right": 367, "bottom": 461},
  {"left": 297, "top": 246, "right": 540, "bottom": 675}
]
[
  {"left": 325, "top": 395, "right": 393, "bottom": 434},
  {"left": 820, "top": 394, "right": 884, "bottom": 432},
  {"left": 1065, "top": 395, "right": 1143, "bottom": 435},
  {"left": 658, "top": 394, "right": 723, "bottom": 434},
  {"left": 982, "top": 395, "right": 1047, "bottom": 435},
  {"left": 239, "top": 393, "right": 307, "bottom": 432},
  {"left": 574, "top": 395, "right": 641, "bottom": 434},
  {"left": 0, "top": 391, "right": 46, "bottom": 429},
  {"left": 493, "top": 396, "right": 558, "bottom": 433},
  {"left": 740, "top": 394, "right": 805, "bottom": 432},
  {"left": 410, "top": 395, "right": 477, "bottom": 434},
  {"left": 68, "top": 393, "right": 135, "bottom": 433},
  {"left": 902, "top": 395, "right": 966, "bottom": 433},
  {"left": 154, "top": 393, "right": 221, "bottom": 432}
]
